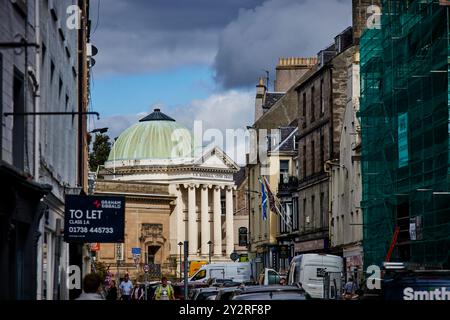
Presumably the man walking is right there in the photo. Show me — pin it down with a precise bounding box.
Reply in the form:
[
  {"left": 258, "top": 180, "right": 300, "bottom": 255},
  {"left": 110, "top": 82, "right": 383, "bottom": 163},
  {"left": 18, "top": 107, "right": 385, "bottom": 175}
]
[
  {"left": 153, "top": 277, "right": 174, "bottom": 300},
  {"left": 119, "top": 274, "right": 133, "bottom": 301},
  {"left": 76, "top": 273, "right": 105, "bottom": 300},
  {"left": 343, "top": 277, "right": 357, "bottom": 300}
]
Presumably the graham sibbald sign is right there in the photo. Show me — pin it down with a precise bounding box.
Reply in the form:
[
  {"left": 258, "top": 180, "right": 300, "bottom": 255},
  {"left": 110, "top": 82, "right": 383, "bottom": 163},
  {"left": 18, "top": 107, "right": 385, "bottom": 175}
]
[{"left": 64, "top": 195, "right": 125, "bottom": 243}]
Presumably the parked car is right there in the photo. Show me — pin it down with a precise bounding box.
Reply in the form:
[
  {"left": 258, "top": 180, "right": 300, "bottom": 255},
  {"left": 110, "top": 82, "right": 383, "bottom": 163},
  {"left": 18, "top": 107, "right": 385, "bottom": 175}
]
[
  {"left": 231, "top": 285, "right": 309, "bottom": 300},
  {"left": 214, "top": 286, "right": 241, "bottom": 300},
  {"left": 172, "top": 282, "right": 209, "bottom": 300},
  {"left": 190, "top": 287, "right": 220, "bottom": 301},
  {"left": 288, "top": 253, "right": 343, "bottom": 299}
]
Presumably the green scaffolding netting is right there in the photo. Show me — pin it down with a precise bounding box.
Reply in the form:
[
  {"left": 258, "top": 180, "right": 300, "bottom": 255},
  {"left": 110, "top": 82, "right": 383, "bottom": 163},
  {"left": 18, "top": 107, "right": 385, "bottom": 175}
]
[{"left": 360, "top": 0, "right": 450, "bottom": 269}]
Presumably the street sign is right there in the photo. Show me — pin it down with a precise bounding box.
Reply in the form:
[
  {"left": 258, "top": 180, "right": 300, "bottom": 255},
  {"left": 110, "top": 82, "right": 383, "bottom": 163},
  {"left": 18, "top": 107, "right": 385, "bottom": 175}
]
[
  {"left": 64, "top": 195, "right": 125, "bottom": 243},
  {"left": 116, "top": 243, "right": 124, "bottom": 261},
  {"left": 230, "top": 252, "right": 239, "bottom": 262},
  {"left": 132, "top": 247, "right": 141, "bottom": 255},
  {"left": 143, "top": 264, "right": 150, "bottom": 273}
]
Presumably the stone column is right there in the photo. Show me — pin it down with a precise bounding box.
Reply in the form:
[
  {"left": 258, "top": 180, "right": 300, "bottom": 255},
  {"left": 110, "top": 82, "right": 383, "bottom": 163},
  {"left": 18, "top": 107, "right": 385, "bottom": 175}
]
[
  {"left": 176, "top": 185, "right": 184, "bottom": 244},
  {"left": 213, "top": 186, "right": 222, "bottom": 256},
  {"left": 187, "top": 184, "right": 197, "bottom": 255},
  {"left": 200, "top": 185, "right": 210, "bottom": 256},
  {"left": 225, "top": 186, "right": 234, "bottom": 255}
]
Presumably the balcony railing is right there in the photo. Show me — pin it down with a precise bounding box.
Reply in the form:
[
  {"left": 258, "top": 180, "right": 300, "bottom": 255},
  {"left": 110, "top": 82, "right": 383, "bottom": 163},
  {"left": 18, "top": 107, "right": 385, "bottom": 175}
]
[{"left": 278, "top": 176, "right": 298, "bottom": 194}]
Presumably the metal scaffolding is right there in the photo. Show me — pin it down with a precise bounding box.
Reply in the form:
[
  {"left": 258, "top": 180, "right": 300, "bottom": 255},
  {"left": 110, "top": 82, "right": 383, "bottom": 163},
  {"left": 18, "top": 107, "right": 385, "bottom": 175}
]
[{"left": 359, "top": 0, "right": 450, "bottom": 268}]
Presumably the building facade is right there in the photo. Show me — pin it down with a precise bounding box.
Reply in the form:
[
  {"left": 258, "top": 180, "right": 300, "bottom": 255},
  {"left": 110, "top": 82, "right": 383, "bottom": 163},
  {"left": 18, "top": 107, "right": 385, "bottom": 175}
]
[
  {"left": 233, "top": 168, "right": 250, "bottom": 257},
  {"left": 330, "top": 53, "right": 363, "bottom": 282},
  {"left": 360, "top": 0, "right": 450, "bottom": 269},
  {"left": 0, "top": 0, "right": 91, "bottom": 300},
  {"left": 295, "top": 28, "right": 355, "bottom": 258},
  {"left": 248, "top": 58, "right": 315, "bottom": 275},
  {"left": 95, "top": 109, "right": 245, "bottom": 280}
]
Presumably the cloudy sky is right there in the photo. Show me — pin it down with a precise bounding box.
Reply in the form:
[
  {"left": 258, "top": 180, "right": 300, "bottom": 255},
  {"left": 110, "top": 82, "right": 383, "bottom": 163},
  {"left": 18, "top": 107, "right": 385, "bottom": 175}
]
[{"left": 90, "top": 0, "right": 352, "bottom": 164}]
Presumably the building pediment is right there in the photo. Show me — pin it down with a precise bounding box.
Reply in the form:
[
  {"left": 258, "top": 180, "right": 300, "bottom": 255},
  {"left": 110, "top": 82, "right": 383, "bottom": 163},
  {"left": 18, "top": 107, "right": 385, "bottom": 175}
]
[{"left": 194, "top": 146, "right": 240, "bottom": 172}]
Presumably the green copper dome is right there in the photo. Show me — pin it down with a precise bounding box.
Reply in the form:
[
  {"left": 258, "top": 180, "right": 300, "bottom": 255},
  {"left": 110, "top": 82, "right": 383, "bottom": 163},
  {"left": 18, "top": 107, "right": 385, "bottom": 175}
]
[{"left": 107, "top": 109, "right": 192, "bottom": 162}]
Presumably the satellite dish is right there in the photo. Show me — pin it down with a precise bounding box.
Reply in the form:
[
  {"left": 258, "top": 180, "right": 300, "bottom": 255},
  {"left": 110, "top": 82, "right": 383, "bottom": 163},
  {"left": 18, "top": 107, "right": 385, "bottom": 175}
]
[
  {"left": 92, "top": 45, "right": 98, "bottom": 56},
  {"left": 230, "top": 252, "right": 239, "bottom": 262},
  {"left": 90, "top": 58, "right": 96, "bottom": 67}
]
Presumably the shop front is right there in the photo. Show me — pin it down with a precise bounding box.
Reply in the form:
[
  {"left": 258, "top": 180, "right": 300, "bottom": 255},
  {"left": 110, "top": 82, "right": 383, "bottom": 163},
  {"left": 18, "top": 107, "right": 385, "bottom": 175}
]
[
  {"left": 343, "top": 244, "right": 364, "bottom": 286},
  {"left": 293, "top": 237, "right": 329, "bottom": 255}
]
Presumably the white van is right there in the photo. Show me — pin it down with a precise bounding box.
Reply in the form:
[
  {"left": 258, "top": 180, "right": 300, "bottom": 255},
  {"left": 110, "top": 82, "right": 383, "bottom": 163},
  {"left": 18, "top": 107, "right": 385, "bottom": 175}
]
[
  {"left": 257, "top": 268, "right": 282, "bottom": 285},
  {"left": 288, "top": 254, "right": 343, "bottom": 299},
  {"left": 189, "top": 262, "right": 252, "bottom": 283}
]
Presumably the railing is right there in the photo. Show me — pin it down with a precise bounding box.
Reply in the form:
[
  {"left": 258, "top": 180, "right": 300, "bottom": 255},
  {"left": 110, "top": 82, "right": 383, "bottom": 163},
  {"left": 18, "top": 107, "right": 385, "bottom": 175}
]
[{"left": 278, "top": 176, "right": 299, "bottom": 193}]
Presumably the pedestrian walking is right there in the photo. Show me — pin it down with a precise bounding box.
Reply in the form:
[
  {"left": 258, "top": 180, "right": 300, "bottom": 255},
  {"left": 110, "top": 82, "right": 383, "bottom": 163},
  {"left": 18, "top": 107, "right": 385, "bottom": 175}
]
[
  {"left": 343, "top": 277, "right": 357, "bottom": 300},
  {"left": 119, "top": 274, "right": 134, "bottom": 300},
  {"left": 132, "top": 284, "right": 144, "bottom": 300},
  {"left": 76, "top": 273, "right": 105, "bottom": 300},
  {"left": 153, "top": 277, "right": 174, "bottom": 300},
  {"left": 106, "top": 280, "right": 118, "bottom": 301}
]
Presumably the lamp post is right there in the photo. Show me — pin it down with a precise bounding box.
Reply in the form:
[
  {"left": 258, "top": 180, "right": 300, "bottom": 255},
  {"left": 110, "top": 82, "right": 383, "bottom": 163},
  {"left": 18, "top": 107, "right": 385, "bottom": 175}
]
[
  {"left": 89, "top": 127, "right": 108, "bottom": 134},
  {"left": 178, "top": 242, "right": 183, "bottom": 282},
  {"left": 207, "top": 241, "right": 213, "bottom": 263}
]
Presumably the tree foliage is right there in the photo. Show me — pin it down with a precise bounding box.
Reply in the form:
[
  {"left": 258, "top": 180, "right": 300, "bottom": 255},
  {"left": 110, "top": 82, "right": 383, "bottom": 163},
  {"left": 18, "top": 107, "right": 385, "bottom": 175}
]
[{"left": 89, "top": 133, "right": 111, "bottom": 172}]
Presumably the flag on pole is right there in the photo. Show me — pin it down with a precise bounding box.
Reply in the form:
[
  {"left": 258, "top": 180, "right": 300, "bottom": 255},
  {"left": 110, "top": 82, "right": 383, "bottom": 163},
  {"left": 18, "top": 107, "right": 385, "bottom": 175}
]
[
  {"left": 260, "top": 179, "right": 268, "bottom": 221},
  {"left": 262, "top": 176, "right": 277, "bottom": 214},
  {"left": 262, "top": 176, "right": 292, "bottom": 230}
]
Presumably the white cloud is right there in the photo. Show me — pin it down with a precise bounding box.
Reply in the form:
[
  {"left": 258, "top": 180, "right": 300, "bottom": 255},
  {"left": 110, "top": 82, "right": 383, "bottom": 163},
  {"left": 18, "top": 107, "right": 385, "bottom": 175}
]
[
  {"left": 175, "top": 90, "right": 254, "bottom": 131},
  {"left": 214, "top": 0, "right": 352, "bottom": 88},
  {"left": 91, "top": 90, "right": 255, "bottom": 165}
]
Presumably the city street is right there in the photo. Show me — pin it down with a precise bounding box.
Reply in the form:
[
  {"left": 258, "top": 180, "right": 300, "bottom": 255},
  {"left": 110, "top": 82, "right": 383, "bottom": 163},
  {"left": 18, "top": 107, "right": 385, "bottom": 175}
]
[{"left": 0, "top": 0, "right": 449, "bottom": 304}]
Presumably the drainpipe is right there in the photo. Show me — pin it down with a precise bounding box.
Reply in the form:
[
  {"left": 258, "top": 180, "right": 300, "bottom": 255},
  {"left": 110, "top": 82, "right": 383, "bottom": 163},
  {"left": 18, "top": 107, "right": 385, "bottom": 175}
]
[
  {"left": 34, "top": 0, "right": 41, "bottom": 182},
  {"left": 324, "top": 160, "right": 341, "bottom": 252},
  {"left": 34, "top": 0, "right": 42, "bottom": 300}
]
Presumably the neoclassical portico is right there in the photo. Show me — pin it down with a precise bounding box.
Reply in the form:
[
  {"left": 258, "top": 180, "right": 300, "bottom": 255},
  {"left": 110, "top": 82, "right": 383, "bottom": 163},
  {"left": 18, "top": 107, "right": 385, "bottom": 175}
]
[
  {"left": 97, "top": 109, "right": 242, "bottom": 276},
  {"left": 175, "top": 183, "right": 236, "bottom": 259}
]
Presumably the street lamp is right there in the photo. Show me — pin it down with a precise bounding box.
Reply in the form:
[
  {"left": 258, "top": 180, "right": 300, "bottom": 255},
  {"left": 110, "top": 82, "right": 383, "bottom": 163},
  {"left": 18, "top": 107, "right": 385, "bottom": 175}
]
[
  {"left": 89, "top": 127, "right": 108, "bottom": 134},
  {"left": 178, "top": 242, "right": 183, "bottom": 282},
  {"left": 207, "top": 241, "right": 213, "bottom": 263}
]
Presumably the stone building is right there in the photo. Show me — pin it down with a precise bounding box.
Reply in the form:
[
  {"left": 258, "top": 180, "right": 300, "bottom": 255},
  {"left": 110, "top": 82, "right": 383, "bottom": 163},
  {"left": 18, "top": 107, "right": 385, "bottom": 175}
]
[
  {"left": 0, "top": 0, "right": 91, "bottom": 300},
  {"left": 327, "top": 0, "right": 380, "bottom": 280},
  {"left": 95, "top": 109, "right": 244, "bottom": 280},
  {"left": 232, "top": 168, "right": 250, "bottom": 257},
  {"left": 248, "top": 57, "right": 315, "bottom": 275},
  {"left": 94, "top": 180, "right": 176, "bottom": 278},
  {"left": 294, "top": 27, "right": 355, "bottom": 256},
  {"left": 329, "top": 52, "right": 363, "bottom": 281}
]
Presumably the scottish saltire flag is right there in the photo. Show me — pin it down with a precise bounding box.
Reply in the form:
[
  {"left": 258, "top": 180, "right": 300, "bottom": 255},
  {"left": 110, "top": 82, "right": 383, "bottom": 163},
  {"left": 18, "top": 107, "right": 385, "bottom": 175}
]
[
  {"left": 260, "top": 179, "right": 268, "bottom": 221},
  {"left": 262, "top": 176, "right": 277, "bottom": 214}
]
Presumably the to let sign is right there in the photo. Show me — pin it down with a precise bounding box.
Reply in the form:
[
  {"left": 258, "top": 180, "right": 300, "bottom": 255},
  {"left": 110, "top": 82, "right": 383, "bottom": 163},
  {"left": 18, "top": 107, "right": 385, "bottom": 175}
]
[{"left": 64, "top": 195, "right": 125, "bottom": 243}]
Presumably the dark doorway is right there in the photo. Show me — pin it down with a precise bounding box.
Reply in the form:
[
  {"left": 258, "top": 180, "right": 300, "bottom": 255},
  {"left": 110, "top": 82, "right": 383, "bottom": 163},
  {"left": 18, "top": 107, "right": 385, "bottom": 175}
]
[{"left": 147, "top": 246, "right": 160, "bottom": 265}]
